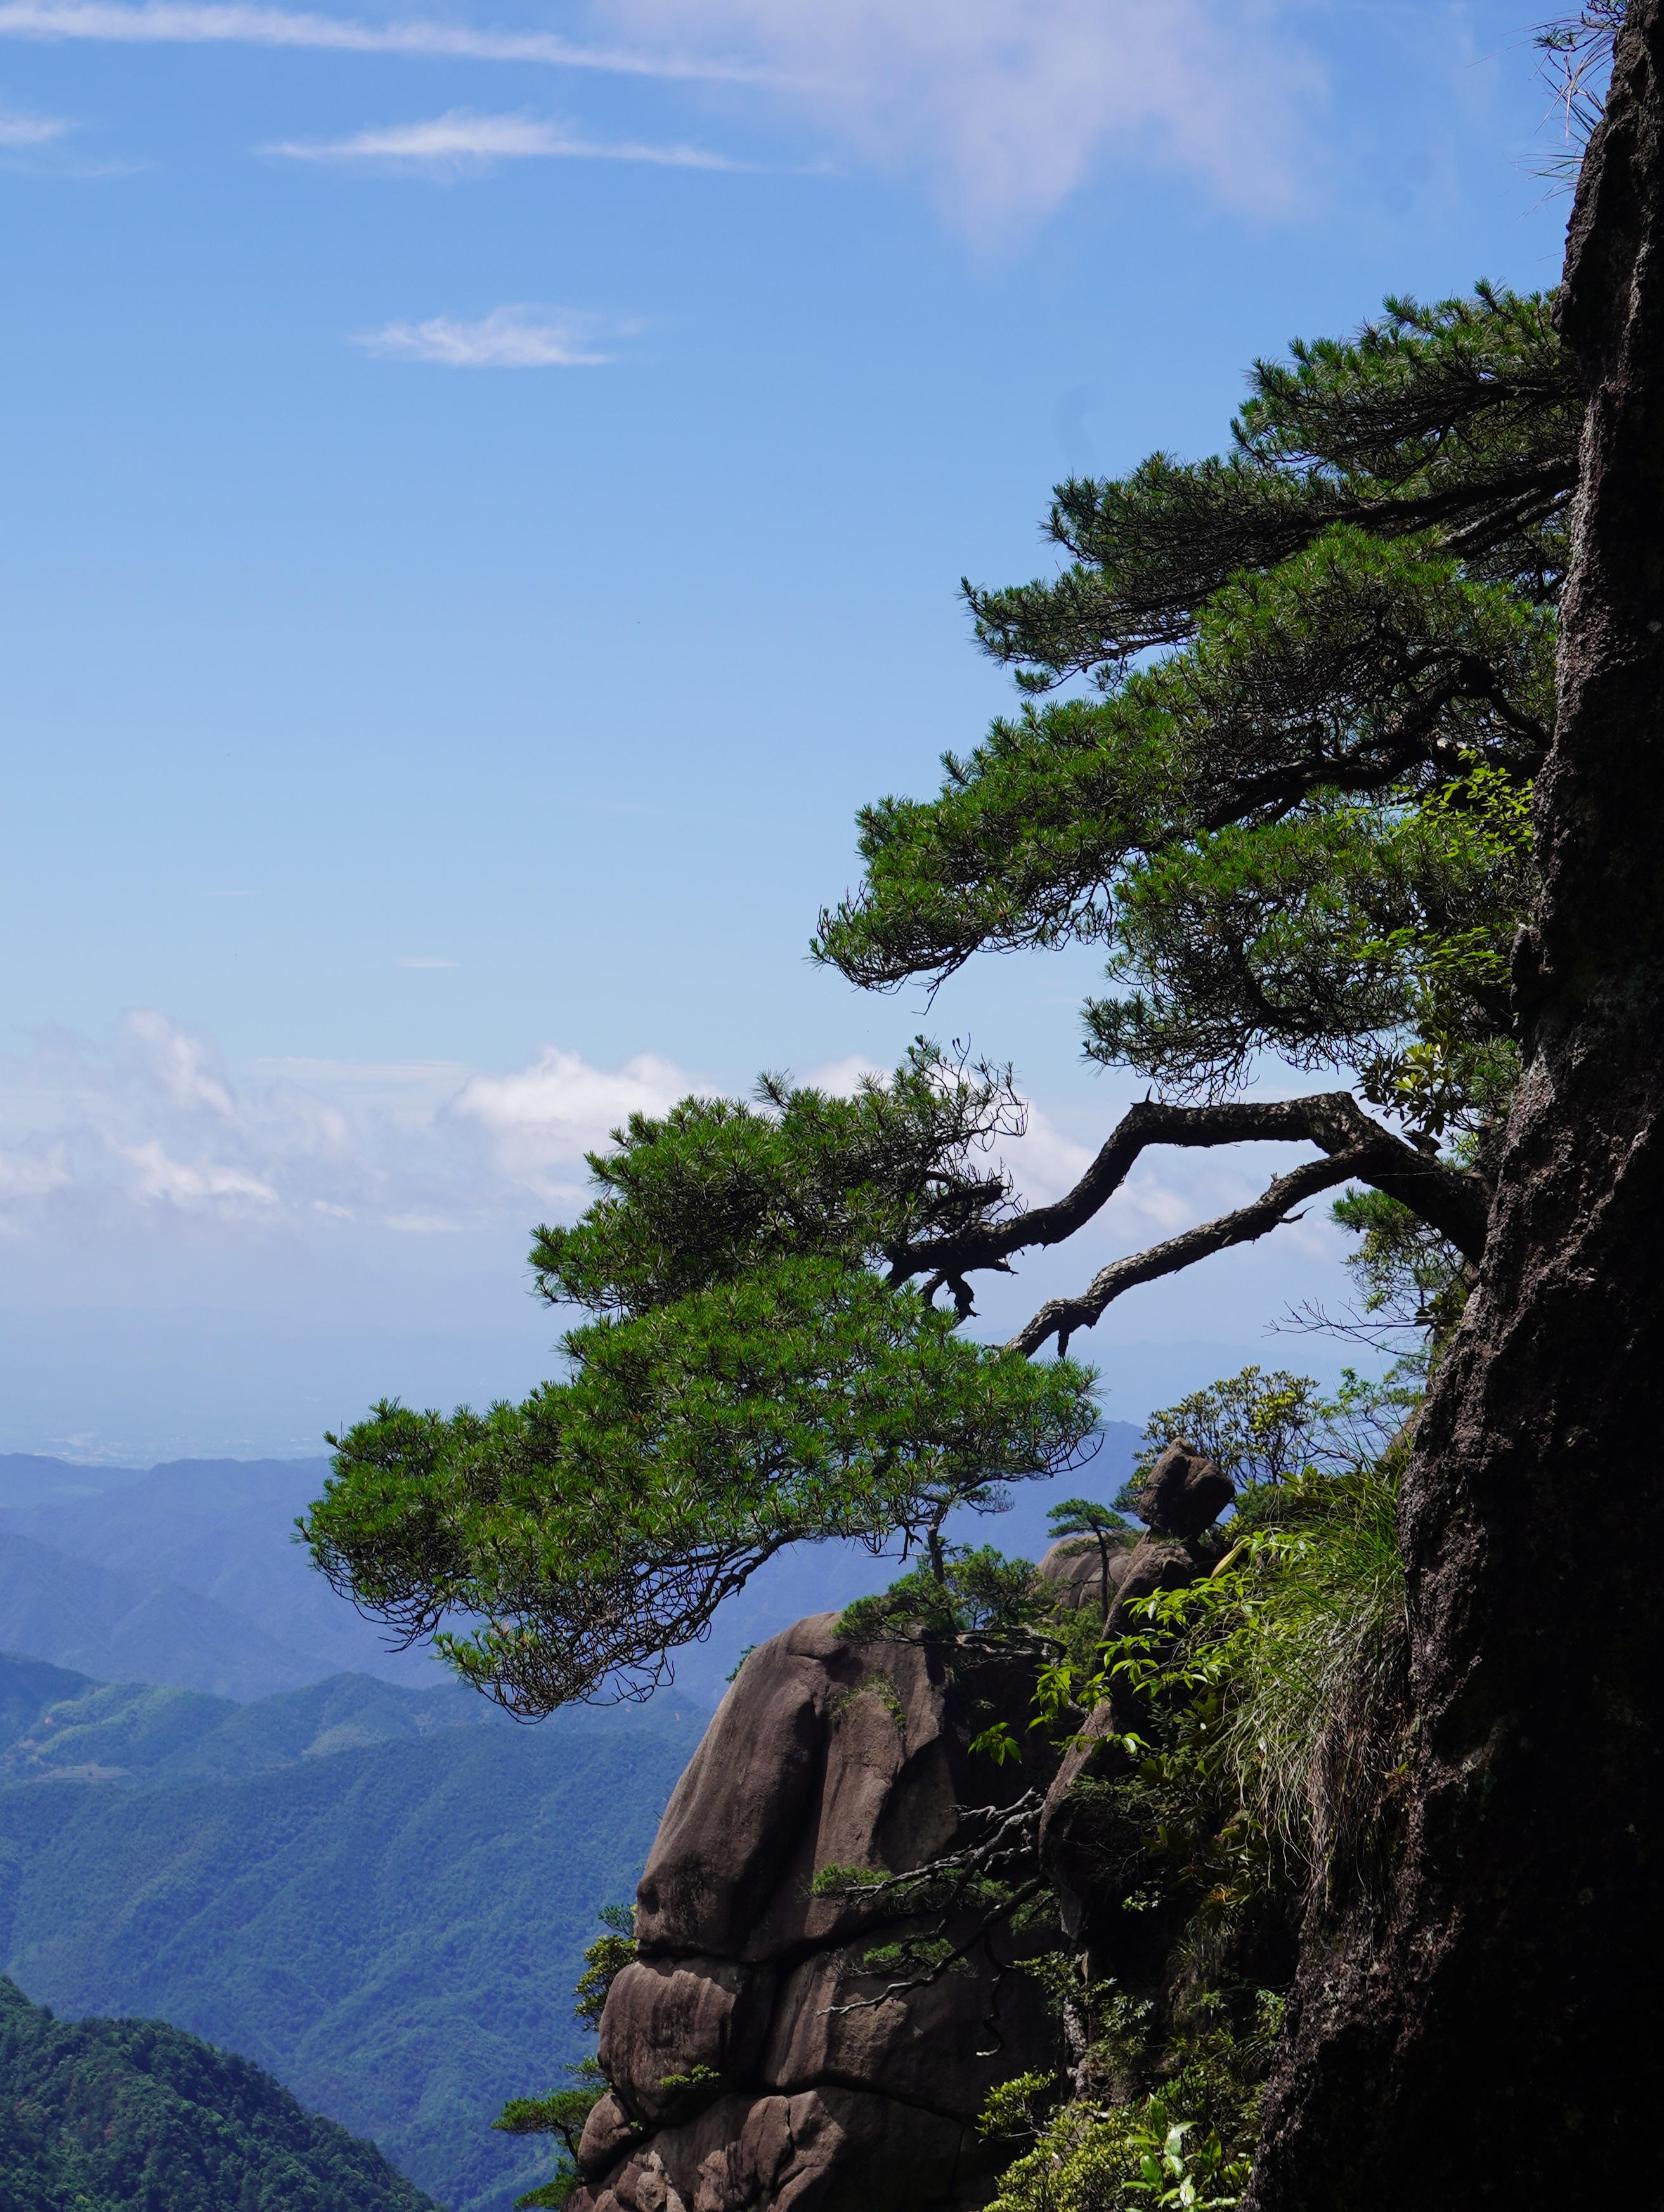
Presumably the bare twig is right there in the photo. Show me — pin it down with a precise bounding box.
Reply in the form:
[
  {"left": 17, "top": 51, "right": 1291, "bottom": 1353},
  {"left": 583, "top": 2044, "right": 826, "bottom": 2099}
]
[{"left": 817, "top": 1880, "right": 1044, "bottom": 2018}]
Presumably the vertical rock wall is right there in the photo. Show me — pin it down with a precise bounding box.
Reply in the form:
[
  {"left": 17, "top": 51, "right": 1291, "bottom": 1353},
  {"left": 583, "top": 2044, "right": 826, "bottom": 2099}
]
[{"left": 570, "top": 1616, "right": 1059, "bottom": 2212}]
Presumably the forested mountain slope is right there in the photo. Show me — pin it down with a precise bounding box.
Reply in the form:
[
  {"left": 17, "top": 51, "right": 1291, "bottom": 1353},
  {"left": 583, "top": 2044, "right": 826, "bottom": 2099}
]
[
  {"left": 1, "top": 1439, "right": 1143, "bottom": 1704},
  {"left": 0, "top": 1655, "right": 702, "bottom": 2212},
  {"left": 0, "top": 1975, "right": 438, "bottom": 2211}
]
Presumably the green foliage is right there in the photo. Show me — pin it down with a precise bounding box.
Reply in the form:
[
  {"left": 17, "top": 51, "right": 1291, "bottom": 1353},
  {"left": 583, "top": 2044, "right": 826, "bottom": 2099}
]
[
  {"left": 0, "top": 1975, "right": 436, "bottom": 2211},
  {"left": 511, "top": 2182, "right": 576, "bottom": 2211},
  {"left": 982, "top": 2041, "right": 1261, "bottom": 2212},
  {"left": 492, "top": 2063, "right": 609, "bottom": 2211},
  {"left": 861, "top": 1933, "right": 967, "bottom": 1977},
  {"left": 970, "top": 1719, "right": 1024, "bottom": 1767},
  {"left": 1049, "top": 1499, "right": 1134, "bottom": 1542},
  {"left": 808, "top": 1863, "right": 888, "bottom": 1898},
  {"left": 1327, "top": 1186, "right": 1471, "bottom": 1348},
  {"left": 835, "top": 1545, "right": 1049, "bottom": 1646},
  {"left": 1048, "top": 1499, "right": 1136, "bottom": 1622},
  {"left": 1536, "top": 4, "right": 1625, "bottom": 157},
  {"left": 1046, "top": 1370, "right": 1416, "bottom": 1894},
  {"left": 1130, "top": 1369, "right": 1327, "bottom": 1496},
  {"left": 971, "top": 1356, "right": 1415, "bottom": 2212},
  {"left": 817, "top": 288, "right": 1568, "bottom": 1145},
  {"left": 654, "top": 2062, "right": 721, "bottom": 2095},
  {"left": 306, "top": 1046, "right": 1098, "bottom": 1714},
  {"left": 572, "top": 1910, "right": 637, "bottom": 2031},
  {"left": 498, "top": 1908, "right": 647, "bottom": 2211},
  {"left": 974, "top": 1429, "right": 1403, "bottom": 2208}
]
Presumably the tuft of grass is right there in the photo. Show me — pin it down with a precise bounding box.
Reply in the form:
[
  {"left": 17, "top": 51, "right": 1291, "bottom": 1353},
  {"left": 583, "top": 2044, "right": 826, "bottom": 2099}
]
[{"left": 1216, "top": 1457, "right": 1408, "bottom": 1890}]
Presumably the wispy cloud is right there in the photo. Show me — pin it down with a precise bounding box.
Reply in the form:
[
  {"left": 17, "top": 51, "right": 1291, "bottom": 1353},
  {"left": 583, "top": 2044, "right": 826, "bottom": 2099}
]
[
  {"left": 353, "top": 304, "right": 630, "bottom": 368},
  {"left": 597, "top": 0, "right": 1323, "bottom": 227},
  {"left": 0, "top": 1014, "right": 694, "bottom": 1234},
  {"left": 455, "top": 1044, "right": 687, "bottom": 1200},
  {"left": 267, "top": 107, "right": 764, "bottom": 173},
  {"left": 0, "top": 1013, "right": 1345, "bottom": 1346},
  {"left": 0, "top": 103, "right": 70, "bottom": 145},
  {"left": 0, "top": 0, "right": 765, "bottom": 79}
]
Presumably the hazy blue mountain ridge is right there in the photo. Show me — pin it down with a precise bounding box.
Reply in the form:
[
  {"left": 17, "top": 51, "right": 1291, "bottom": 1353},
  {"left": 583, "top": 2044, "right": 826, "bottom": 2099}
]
[
  {"left": 0, "top": 1455, "right": 446, "bottom": 1694},
  {"left": 0, "top": 1435, "right": 1147, "bottom": 1705},
  {"left": 0, "top": 1655, "right": 512, "bottom": 1785},
  {"left": 0, "top": 1526, "right": 351, "bottom": 1701}
]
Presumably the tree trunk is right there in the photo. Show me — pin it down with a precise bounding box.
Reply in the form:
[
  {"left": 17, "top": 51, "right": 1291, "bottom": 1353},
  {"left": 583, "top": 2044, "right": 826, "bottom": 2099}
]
[{"left": 1245, "top": 8, "right": 1664, "bottom": 2204}]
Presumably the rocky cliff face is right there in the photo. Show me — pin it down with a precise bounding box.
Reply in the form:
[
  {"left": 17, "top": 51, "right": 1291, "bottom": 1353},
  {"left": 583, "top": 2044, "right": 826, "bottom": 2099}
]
[
  {"left": 574, "top": 1445, "right": 1235, "bottom": 2212},
  {"left": 570, "top": 1615, "right": 1058, "bottom": 2212}
]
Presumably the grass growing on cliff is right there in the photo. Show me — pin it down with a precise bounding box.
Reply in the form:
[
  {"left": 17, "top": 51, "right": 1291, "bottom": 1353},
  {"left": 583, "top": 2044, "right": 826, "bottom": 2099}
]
[{"left": 977, "top": 1368, "right": 1417, "bottom": 2211}]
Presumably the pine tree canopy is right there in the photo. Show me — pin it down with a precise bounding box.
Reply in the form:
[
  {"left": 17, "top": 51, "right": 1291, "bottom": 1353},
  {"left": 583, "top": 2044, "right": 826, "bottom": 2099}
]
[
  {"left": 306, "top": 1048, "right": 1100, "bottom": 1712},
  {"left": 307, "top": 289, "right": 1571, "bottom": 1711},
  {"left": 816, "top": 287, "right": 1570, "bottom": 1137}
]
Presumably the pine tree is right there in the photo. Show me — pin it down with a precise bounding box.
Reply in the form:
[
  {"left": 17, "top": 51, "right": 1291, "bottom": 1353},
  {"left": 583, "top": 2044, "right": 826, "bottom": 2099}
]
[{"left": 307, "top": 280, "right": 1580, "bottom": 1712}]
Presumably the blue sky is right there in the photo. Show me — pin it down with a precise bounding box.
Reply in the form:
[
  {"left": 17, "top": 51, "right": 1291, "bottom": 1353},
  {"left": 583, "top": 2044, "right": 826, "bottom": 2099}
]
[{"left": 0, "top": 1, "right": 1575, "bottom": 1458}]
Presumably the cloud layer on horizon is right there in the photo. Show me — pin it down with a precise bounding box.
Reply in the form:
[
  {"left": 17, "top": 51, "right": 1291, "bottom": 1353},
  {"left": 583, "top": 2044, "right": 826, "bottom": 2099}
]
[{"left": 0, "top": 1010, "right": 1261, "bottom": 1265}]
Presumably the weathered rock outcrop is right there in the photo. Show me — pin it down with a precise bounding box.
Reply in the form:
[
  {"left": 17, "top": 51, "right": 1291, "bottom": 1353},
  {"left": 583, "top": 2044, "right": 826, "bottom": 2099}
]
[
  {"left": 1036, "top": 1537, "right": 1129, "bottom": 1617},
  {"left": 575, "top": 1448, "right": 1238, "bottom": 2209},
  {"left": 1035, "top": 1443, "right": 1229, "bottom": 1630},
  {"left": 1039, "top": 1441, "right": 1233, "bottom": 1965},
  {"left": 572, "top": 1615, "right": 1060, "bottom": 2212}
]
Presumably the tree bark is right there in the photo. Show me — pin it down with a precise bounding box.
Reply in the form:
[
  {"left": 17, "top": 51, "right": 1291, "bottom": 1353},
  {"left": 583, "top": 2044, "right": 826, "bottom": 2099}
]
[{"left": 1243, "top": 9, "right": 1664, "bottom": 2204}]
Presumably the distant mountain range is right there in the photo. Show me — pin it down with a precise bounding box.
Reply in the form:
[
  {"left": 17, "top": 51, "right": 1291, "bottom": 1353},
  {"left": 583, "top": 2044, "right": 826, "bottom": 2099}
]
[
  {"left": 0, "top": 1973, "right": 438, "bottom": 2211},
  {"left": 0, "top": 1433, "right": 1146, "bottom": 1705},
  {"left": 0, "top": 1452, "right": 448, "bottom": 1698},
  {"left": 0, "top": 1426, "right": 1148, "bottom": 2208},
  {"left": 0, "top": 1652, "right": 703, "bottom": 2212}
]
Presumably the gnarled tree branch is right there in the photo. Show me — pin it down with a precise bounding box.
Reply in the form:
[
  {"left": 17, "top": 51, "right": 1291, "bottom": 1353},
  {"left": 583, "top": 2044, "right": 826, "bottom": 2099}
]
[
  {"left": 894, "top": 1091, "right": 1490, "bottom": 1301},
  {"left": 1008, "top": 1147, "right": 1376, "bottom": 1357}
]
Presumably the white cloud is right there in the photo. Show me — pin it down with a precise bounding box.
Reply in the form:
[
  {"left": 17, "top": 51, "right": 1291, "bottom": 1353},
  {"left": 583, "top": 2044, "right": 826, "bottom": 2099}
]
[
  {"left": 0, "top": 1017, "right": 698, "bottom": 1235},
  {"left": 353, "top": 305, "right": 629, "bottom": 368},
  {"left": 124, "top": 1005, "right": 238, "bottom": 1118},
  {"left": 0, "top": 0, "right": 764, "bottom": 79},
  {"left": 267, "top": 107, "right": 762, "bottom": 173},
  {"left": 597, "top": 0, "right": 1321, "bottom": 226},
  {"left": 0, "top": 1147, "right": 70, "bottom": 1199},
  {"left": 0, "top": 1011, "right": 1357, "bottom": 1355},
  {"left": 0, "top": 103, "right": 70, "bottom": 144},
  {"left": 120, "top": 1139, "right": 278, "bottom": 1207},
  {"left": 800, "top": 1053, "right": 883, "bottom": 1098},
  {"left": 455, "top": 1044, "right": 687, "bottom": 1195}
]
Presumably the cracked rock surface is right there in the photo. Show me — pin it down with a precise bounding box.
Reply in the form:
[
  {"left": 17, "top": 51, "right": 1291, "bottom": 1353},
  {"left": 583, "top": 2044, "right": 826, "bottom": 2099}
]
[{"left": 570, "top": 1614, "right": 1058, "bottom": 2212}]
